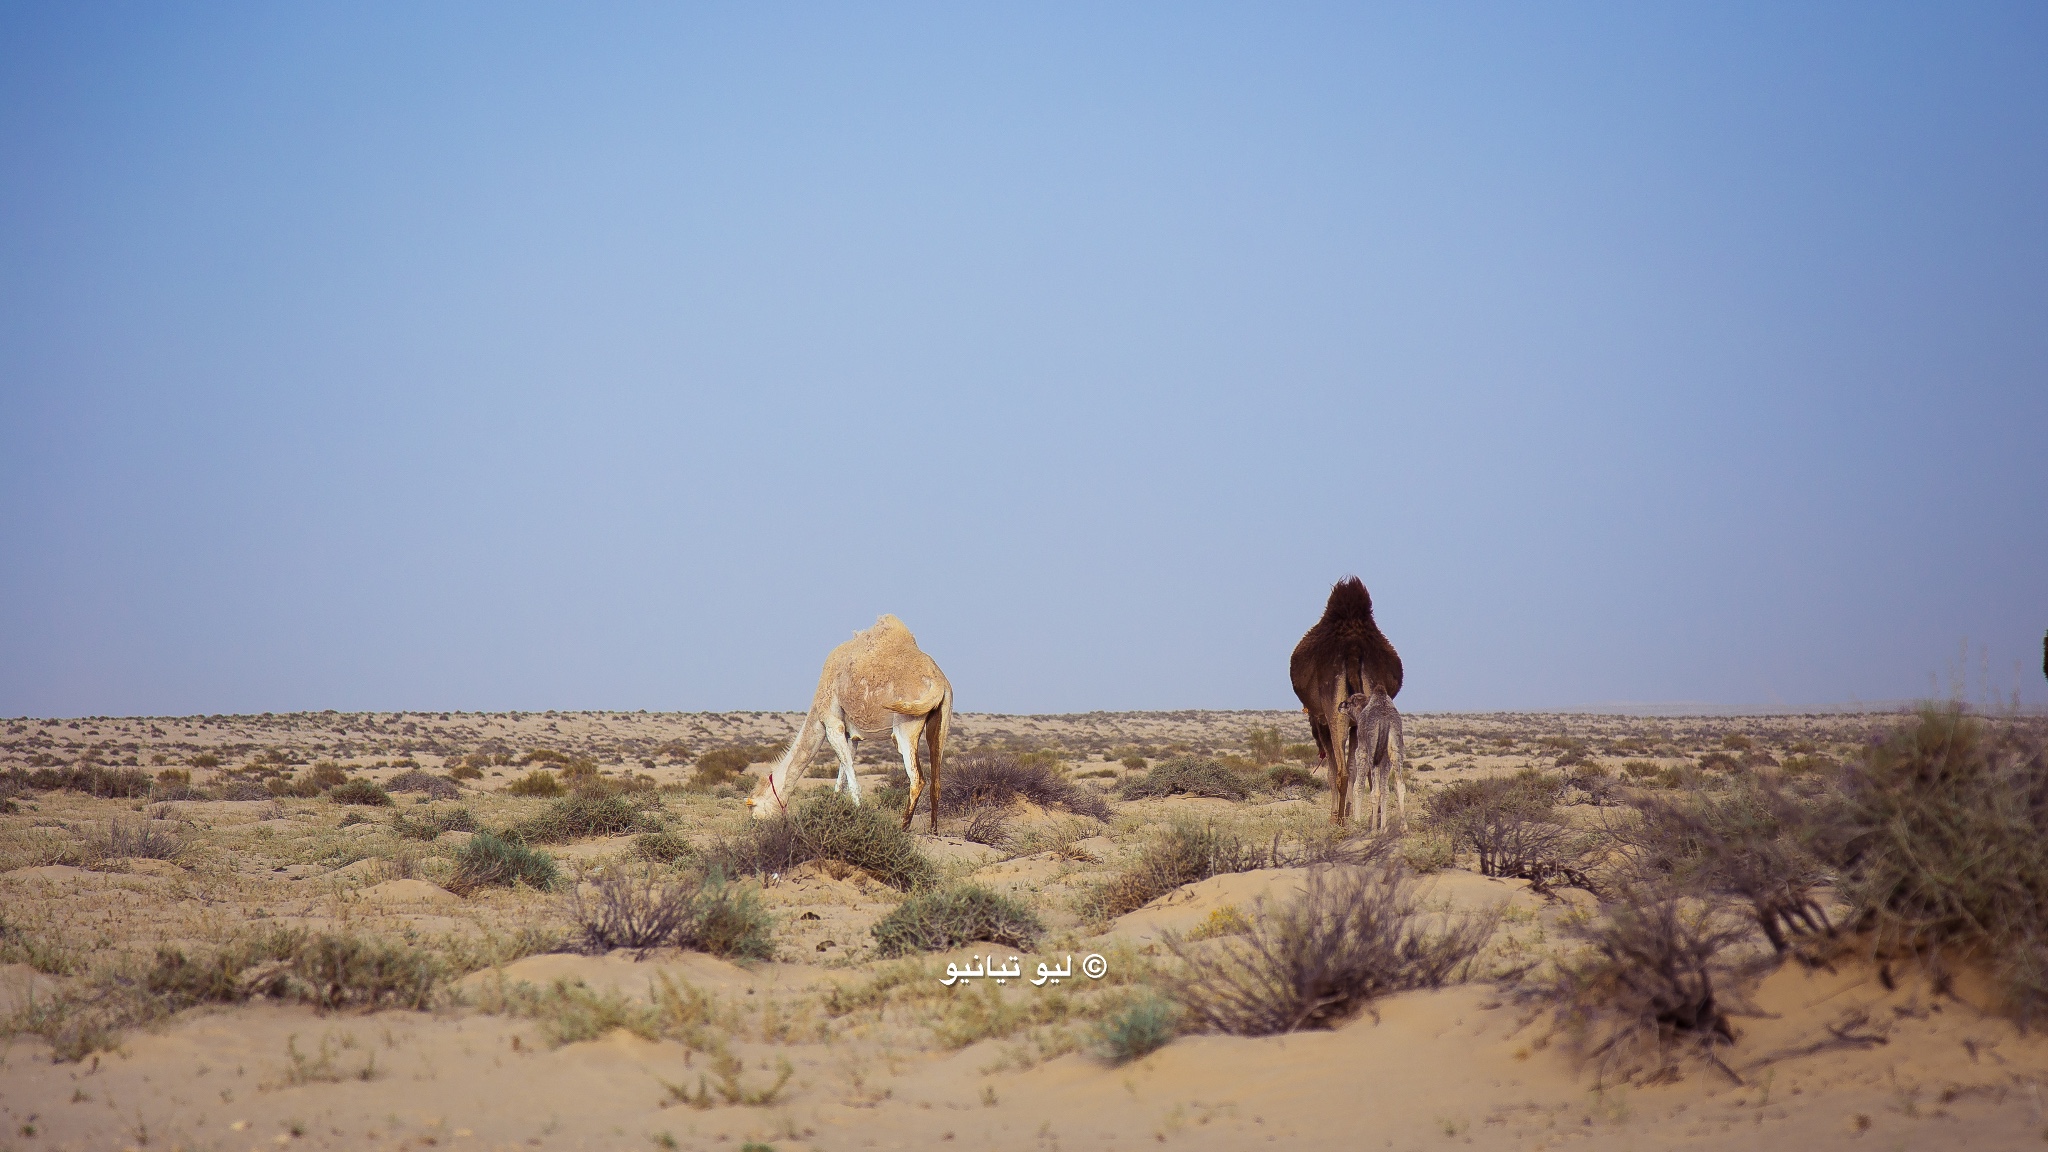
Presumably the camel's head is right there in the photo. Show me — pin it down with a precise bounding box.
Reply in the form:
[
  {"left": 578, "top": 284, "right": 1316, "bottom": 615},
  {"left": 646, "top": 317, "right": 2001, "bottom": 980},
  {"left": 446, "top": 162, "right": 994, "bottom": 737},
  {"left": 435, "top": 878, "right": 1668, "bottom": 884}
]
[
  {"left": 744, "top": 771, "right": 785, "bottom": 821},
  {"left": 1337, "top": 691, "right": 1372, "bottom": 720}
]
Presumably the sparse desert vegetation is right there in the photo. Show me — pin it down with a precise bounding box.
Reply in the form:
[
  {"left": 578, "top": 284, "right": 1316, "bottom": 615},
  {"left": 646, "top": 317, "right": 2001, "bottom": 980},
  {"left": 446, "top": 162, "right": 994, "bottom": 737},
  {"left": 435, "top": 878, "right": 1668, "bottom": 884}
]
[{"left": 2, "top": 703, "right": 2046, "bottom": 1149}]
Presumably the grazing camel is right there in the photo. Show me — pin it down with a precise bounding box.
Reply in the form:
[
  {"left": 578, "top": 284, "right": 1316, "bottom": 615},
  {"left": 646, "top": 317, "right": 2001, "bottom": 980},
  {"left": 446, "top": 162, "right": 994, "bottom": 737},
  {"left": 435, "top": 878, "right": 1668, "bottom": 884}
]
[
  {"left": 1339, "top": 690, "right": 1407, "bottom": 832},
  {"left": 1290, "top": 576, "right": 1403, "bottom": 823},
  {"left": 746, "top": 614, "right": 952, "bottom": 831}
]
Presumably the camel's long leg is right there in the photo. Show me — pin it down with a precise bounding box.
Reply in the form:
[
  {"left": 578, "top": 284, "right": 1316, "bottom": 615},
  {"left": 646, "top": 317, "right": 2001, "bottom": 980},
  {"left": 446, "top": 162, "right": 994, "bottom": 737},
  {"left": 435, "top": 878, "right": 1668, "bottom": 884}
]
[
  {"left": 924, "top": 695, "right": 948, "bottom": 835},
  {"left": 891, "top": 713, "right": 927, "bottom": 830},
  {"left": 1388, "top": 712, "right": 1406, "bottom": 831},
  {"left": 1331, "top": 678, "right": 1353, "bottom": 823},
  {"left": 822, "top": 709, "right": 861, "bottom": 803}
]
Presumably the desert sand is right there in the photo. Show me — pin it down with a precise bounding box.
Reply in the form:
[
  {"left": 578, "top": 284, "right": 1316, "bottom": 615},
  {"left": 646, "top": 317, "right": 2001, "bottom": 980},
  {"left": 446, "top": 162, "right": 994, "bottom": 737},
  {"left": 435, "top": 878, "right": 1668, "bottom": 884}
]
[{"left": 3, "top": 708, "right": 2043, "bottom": 1151}]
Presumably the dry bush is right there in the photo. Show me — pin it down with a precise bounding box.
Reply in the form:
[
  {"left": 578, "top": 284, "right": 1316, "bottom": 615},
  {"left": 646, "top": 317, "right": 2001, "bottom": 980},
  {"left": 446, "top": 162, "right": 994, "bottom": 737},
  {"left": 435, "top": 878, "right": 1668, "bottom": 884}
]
[
  {"left": 1823, "top": 705, "right": 2048, "bottom": 1018},
  {"left": 1169, "top": 865, "right": 1493, "bottom": 1035},
  {"left": 927, "top": 750, "right": 1112, "bottom": 820},
  {"left": 633, "top": 830, "right": 697, "bottom": 865},
  {"left": 1120, "top": 756, "right": 1257, "bottom": 801},
  {"left": 707, "top": 790, "right": 935, "bottom": 890},
  {"left": 328, "top": 778, "right": 394, "bottom": 806},
  {"left": 571, "top": 870, "right": 691, "bottom": 957},
  {"left": 147, "top": 926, "right": 446, "bottom": 1013},
  {"left": 1424, "top": 772, "right": 1593, "bottom": 891},
  {"left": 1513, "top": 888, "right": 1768, "bottom": 1085},
  {"left": 870, "top": 884, "right": 1045, "bottom": 956},
  {"left": 2, "top": 764, "right": 152, "bottom": 798},
  {"left": 213, "top": 776, "right": 273, "bottom": 801},
  {"left": 387, "top": 769, "right": 461, "bottom": 799},
  {"left": 962, "top": 805, "right": 1014, "bottom": 849},
  {"left": 1078, "top": 819, "right": 1265, "bottom": 923},
  {"left": 391, "top": 806, "right": 479, "bottom": 841},
  {"left": 691, "top": 745, "right": 780, "bottom": 789},
  {"left": 94, "top": 817, "right": 182, "bottom": 861},
  {"left": 506, "top": 769, "right": 564, "bottom": 797},
  {"left": 1613, "top": 779, "right": 1831, "bottom": 954}
]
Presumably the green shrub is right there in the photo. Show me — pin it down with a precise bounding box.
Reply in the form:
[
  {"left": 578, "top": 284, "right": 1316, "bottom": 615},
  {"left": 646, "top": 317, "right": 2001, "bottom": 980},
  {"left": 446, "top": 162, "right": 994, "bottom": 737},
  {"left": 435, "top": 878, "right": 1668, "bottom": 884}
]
[
  {"left": 633, "top": 830, "right": 697, "bottom": 865},
  {"left": 1265, "top": 764, "right": 1325, "bottom": 793},
  {"left": 147, "top": 926, "right": 444, "bottom": 1012},
  {"left": 1078, "top": 819, "right": 1264, "bottom": 923},
  {"left": 506, "top": 770, "right": 564, "bottom": 797},
  {"left": 1093, "top": 993, "right": 1179, "bottom": 1063},
  {"left": 1120, "top": 756, "right": 1255, "bottom": 801},
  {"left": 505, "top": 792, "right": 663, "bottom": 843},
  {"left": 708, "top": 789, "right": 935, "bottom": 890},
  {"left": 449, "top": 832, "right": 560, "bottom": 894},
  {"left": 328, "top": 778, "right": 394, "bottom": 807},
  {"left": 687, "top": 875, "right": 777, "bottom": 960},
  {"left": 1246, "top": 726, "right": 1285, "bottom": 766},
  {"left": 188, "top": 752, "right": 221, "bottom": 769},
  {"left": 871, "top": 884, "right": 1045, "bottom": 957},
  {"left": 448, "top": 763, "right": 485, "bottom": 781}
]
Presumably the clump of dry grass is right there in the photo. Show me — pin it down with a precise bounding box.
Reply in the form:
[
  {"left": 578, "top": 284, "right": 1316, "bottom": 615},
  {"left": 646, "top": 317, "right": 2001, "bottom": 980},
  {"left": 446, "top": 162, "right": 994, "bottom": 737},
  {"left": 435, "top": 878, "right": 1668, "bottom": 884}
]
[
  {"left": 570, "top": 868, "right": 775, "bottom": 960},
  {"left": 503, "top": 791, "right": 663, "bottom": 844},
  {"left": 1614, "top": 778, "right": 1831, "bottom": 955},
  {"left": 1078, "top": 819, "right": 1264, "bottom": 924},
  {"left": 1168, "top": 865, "right": 1494, "bottom": 1035},
  {"left": 1512, "top": 888, "right": 1767, "bottom": 1086},
  {"left": 928, "top": 751, "right": 1113, "bottom": 820},
  {"left": 92, "top": 817, "right": 182, "bottom": 861},
  {"left": 506, "top": 769, "right": 564, "bottom": 797},
  {"left": 1823, "top": 705, "right": 2048, "bottom": 1019},
  {"left": 328, "top": 778, "right": 394, "bottom": 806},
  {"left": 1423, "top": 771, "right": 1593, "bottom": 891},
  {"left": 448, "top": 831, "right": 560, "bottom": 894},
  {"left": 387, "top": 769, "right": 462, "bottom": 799}
]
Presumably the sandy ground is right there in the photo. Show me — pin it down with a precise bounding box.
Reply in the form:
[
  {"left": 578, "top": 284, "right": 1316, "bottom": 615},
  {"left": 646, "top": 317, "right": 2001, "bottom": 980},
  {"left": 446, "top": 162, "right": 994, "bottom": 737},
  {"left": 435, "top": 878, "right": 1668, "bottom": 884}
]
[{"left": 4, "top": 709, "right": 2042, "bottom": 1152}]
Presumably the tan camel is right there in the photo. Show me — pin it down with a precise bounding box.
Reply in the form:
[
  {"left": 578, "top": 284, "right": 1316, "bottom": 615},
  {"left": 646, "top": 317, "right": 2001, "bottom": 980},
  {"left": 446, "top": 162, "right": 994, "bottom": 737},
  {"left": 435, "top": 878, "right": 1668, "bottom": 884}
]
[
  {"left": 746, "top": 614, "right": 952, "bottom": 831},
  {"left": 1338, "top": 690, "right": 1407, "bottom": 833}
]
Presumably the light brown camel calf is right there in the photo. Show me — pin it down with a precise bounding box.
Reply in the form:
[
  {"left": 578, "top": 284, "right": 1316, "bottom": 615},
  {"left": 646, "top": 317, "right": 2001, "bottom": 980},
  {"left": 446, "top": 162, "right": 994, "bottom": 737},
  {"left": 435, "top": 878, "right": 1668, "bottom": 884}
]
[{"left": 1338, "top": 689, "right": 1407, "bottom": 833}]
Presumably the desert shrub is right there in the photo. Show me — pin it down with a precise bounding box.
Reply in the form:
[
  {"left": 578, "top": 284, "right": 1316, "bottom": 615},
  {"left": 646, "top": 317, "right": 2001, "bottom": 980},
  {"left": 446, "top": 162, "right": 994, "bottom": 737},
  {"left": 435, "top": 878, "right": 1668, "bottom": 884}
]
[
  {"left": 1615, "top": 779, "right": 1830, "bottom": 954},
  {"left": 8, "top": 764, "right": 152, "bottom": 798},
  {"left": 1169, "top": 866, "right": 1494, "bottom": 1035},
  {"left": 1265, "top": 764, "right": 1325, "bottom": 793},
  {"left": 1078, "top": 819, "right": 1264, "bottom": 923},
  {"left": 506, "top": 769, "right": 564, "bottom": 797},
  {"left": 962, "top": 805, "right": 1013, "bottom": 849},
  {"left": 570, "top": 867, "right": 774, "bottom": 960},
  {"left": 94, "top": 817, "right": 181, "bottom": 861},
  {"left": 328, "top": 778, "right": 394, "bottom": 807},
  {"left": 1283, "top": 743, "right": 1318, "bottom": 762},
  {"left": 1695, "top": 751, "right": 1741, "bottom": 773},
  {"left": 686, "top": 875, "right": 777, "bottom": 960},
  {"left": 928, "top": 751, "right": 1112, "bottom": 820},
  {"left": 1823, "top": 706, "right": 2048, "bottom": 1017},
  {"left": 449, "top": 832, "right": 560, "bottom": 894},
  {"left": 871, "top": 884, "right": 1045, "bottom": 957},
  {"left": 1514, "top": 888, "right": 1765, "bottom": 1085},
  {"left": 1424, "top": 773, "right": 1590, "bottom": 889},
  {"left": 1120, "top": 756, "right": 1255, "bottom": 801},
  {"left": 388, "top": 769, "right": 461, "bottom": 799},
  {"left": 391, "top": 806, "right": 479, "bottom": 841},
  {"left": 1720, "top": 733, "right": 1753, "bottom": 752},
  {"left": 214, "top": 776, "right": 273, "bottom": 801},
  {"left": 1246, "top": 726, "right": 1285, "bottom": 766},
  {"left": 633, "top": 830, "right": 697, "bottom": 865},
  {"left": 147, "top": 926, "right": 444, "bottom": 1013},
  {"left": 1093, "top": 993, "right": 1180, "bottom": 1063},
  {"left": 188, "top": 752, "right": 221, "bottom": 769},
  {"left": 1778, "top": 752, "right": 1835, "bottom": 776},
  {"left": 504, "top": 792, "right": 663, "bottom": 844},
  {"left": 708, "top": 790, "right": 935, "bottom": 891},
  {"left": 691, "top": 745, "right": 780, "bottom": 789},
  {"left": 448, "top": 763, "right": 485, "bottom": 781},
  {"left": 1120, "top": 753, "right": 1148, "bottom": 771},
  {"left": 522, "top": 748, "right": 572, "bottom": 764},
  {"left": 308, "top": 762, "right": 348, "bottom": 789}
]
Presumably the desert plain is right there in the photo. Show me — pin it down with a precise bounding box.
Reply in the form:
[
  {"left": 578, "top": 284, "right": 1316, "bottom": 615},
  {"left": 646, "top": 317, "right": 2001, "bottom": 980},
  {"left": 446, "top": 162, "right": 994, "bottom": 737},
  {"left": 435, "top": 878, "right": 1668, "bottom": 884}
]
[{"left": 2, "top": 706, "right": 2045, "bottom": 1152}]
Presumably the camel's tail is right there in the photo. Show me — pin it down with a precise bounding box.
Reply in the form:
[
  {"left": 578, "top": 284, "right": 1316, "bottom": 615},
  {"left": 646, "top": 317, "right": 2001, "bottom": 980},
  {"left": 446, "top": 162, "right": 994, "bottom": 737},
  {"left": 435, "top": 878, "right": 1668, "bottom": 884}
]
[{"left": 755, "top": 705, "right": 827, "bottom": 817}]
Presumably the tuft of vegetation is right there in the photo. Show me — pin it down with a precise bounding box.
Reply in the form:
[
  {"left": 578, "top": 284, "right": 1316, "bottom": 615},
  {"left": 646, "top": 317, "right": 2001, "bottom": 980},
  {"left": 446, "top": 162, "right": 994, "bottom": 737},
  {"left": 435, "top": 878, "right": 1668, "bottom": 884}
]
[
  {"left": 962, "top": 805, "right": 1014, "bottom": 850},
  {"left": 708, "top": 790, "right": 935, "bottom": 891},
  {"left": 1422, "top": 772, "right": 1591, "bottom": 890},
  {"left": 506, "top": 769, "right": 565, "bottom": 797},
  {"left": 1, "top": 764, "right": 152, "bottom": 799},
  {"left": 147, "top": 926, "right": 446, "bottom": 1013},
  {"left": 1093, "top": 992, "right": 1180, "bottom": 1063},
  {"left": 1246, "top": 726, "right": 1285, "bottom": 766},
  {"left": 690, "top": 745, "right": 781, "bottom": 790},
  {"left": 1614, "top": 779, "right": 1831, "bottom": 954},
  {"left": 1120, "top": 756, "right": 1256, "bottom": 801},
  {"left": 391, "top": 806, "right": 479, "bottom": 841},
  {"left": 504, "top": 792, "right": 664, "bottom": 844},
  {"left": 871, "top": 884, "right": 1045, "bottom": 957},
  {"left": 1169, "top": 865, "right": 1494, "bottom": 1035},
  {"left": 1824, "top": 705, "right": 2048, "bottom": 1019},
  {"left": 1078, "top": 819, "right": 1264, "bottom": 923},
  {"left": 328, "top": 778, "right": 395, "bottom": 807},
  {"left": 92, "top": 817, "right": 183, "bottom": 861},
  {"left": 928, "top": 751, "right": 1113, "bottom": 820},
  {"left": 571, "top": 868, "right": 775, "bottom": 960},
  {"left": 387, "top": 769, "right": 462, "bottom": 799},
  {"left": 1513, "top": 888, "right": 1765, "bottom": 1086},
  {"left": 633, "top": 830, "right": 697, "bottom": 865},
  {"left": 1265, "top": 763, "right": 1325, "bottom": 793},
  {"left": 448, "top": 831, "right": 560, "bottom": 894}
]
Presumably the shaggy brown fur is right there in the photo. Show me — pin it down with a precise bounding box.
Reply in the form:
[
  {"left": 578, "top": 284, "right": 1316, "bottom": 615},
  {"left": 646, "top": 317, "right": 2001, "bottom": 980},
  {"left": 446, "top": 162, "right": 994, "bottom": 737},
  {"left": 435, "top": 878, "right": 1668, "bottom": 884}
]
[{"left": 1290, "top": 577, "right": 1403, "bottom": 822}]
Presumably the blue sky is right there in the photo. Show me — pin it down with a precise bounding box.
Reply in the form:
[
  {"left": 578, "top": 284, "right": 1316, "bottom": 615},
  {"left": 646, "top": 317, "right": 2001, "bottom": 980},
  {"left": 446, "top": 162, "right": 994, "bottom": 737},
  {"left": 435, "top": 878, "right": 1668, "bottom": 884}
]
[{"left": 3, "top": 3, "right": 2044, "bottom": 716}]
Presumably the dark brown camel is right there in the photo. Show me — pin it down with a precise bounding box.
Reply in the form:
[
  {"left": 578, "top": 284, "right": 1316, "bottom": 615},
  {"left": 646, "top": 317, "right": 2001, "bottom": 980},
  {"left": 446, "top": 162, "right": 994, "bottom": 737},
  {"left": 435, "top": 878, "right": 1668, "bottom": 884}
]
[{"left": 1290, "top": 577, "right": 1403, "bottom": 823}]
